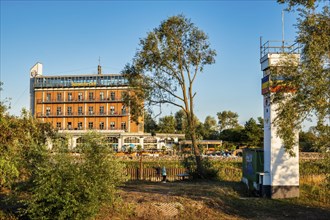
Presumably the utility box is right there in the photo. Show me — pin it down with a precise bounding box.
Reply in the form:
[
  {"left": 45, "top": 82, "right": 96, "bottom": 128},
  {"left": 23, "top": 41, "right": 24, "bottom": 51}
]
[{"left": 242, "top": 148, "right": 264, "bottom": 194}]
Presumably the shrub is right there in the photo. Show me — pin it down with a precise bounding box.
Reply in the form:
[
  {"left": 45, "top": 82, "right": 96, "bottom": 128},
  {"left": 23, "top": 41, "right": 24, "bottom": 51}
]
[
  {"left": 182, "top": 155, "right": 218, "bottom": 179},
  {"left": 24, "top": 132, "right": 127, "bottom": 219}
]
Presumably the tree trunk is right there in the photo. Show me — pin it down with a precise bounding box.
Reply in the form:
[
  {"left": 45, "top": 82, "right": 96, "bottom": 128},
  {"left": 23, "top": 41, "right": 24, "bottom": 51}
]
[
  {"left": 187, "top": 109, "right": 204, "bottom": 178},
  {"left": 191, "top": 131, "right": 204, "bottom": 178}
]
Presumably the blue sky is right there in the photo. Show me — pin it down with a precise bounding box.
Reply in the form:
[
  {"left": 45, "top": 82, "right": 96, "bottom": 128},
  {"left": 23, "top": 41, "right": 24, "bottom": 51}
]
[{"left": 0, "top": 0, "right": 300, "bottom": 125}]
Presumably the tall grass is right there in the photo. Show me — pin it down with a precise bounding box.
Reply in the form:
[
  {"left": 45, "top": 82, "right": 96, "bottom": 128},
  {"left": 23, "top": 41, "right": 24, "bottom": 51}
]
[{"left": 299, "top": 159, "right": 329, "bottom": 207}]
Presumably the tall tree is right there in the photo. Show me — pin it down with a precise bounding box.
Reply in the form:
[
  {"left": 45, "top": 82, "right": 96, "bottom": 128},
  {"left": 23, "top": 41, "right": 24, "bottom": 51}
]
[
  {"left": 144, "top": 110, "right": 158, "bottom": 133},
  {"left": 273, "top": 0, "right": 330, "bottom": 153},
  {"left": 157, "top": 115, "right": 176, "bottom": 133},
  {"left": 174, "top": 109, "right": 186, "bottom": 133},
  {"left": 242, "top": 117, "right": 263, "bottom": 147},
  {"left": 202, "top": 115, "right": 218, "bottom": 139},
  {"left": 217, "top": 111, "right": 240, "bottom": 132},
  {"left": 123, "top": 15, "right": 216, "bottom": 177}
]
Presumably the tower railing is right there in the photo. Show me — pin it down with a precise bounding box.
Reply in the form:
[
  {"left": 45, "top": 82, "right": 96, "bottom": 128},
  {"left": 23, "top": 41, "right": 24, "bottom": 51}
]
[{"left": 260, "top": 40, "right": 300, "bottom": 58}]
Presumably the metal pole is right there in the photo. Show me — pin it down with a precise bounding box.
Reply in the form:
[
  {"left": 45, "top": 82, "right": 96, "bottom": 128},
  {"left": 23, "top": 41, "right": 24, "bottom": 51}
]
[
  {"left": 260, "top": 36, "right": 263, "bottom": 58},
  {"left": 282, "top": 10, "right": 285, "bottom": 50}
]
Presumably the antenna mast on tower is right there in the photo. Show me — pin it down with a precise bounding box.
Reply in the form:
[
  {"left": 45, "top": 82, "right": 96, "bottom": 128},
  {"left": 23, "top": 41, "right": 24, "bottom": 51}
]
[
  {"left": 98, "top": 56, "right": 102, "bottom": 75},
  {"left": 282, "top": 10, "right": 285, "bottom": 50}
]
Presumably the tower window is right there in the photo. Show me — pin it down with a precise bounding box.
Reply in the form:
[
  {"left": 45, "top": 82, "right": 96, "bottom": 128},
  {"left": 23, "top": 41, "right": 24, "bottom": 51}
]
[
  {"left": 88, "top": 122, "right": 93, "bottom": 129},
  {"left": 56, "top": 122, "right": 61, "bottom": 129}
]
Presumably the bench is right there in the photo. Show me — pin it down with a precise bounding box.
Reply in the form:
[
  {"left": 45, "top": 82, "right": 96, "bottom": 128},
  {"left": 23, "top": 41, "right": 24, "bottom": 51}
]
[{"left": 177, "top": 173, "right": 190, "bottom": 180}]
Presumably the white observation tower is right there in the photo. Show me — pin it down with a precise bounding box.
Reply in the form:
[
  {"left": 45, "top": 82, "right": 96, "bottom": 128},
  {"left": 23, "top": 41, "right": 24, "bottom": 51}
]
[{"left": 259, "top": 39, "right": 300, "bottom": 198}]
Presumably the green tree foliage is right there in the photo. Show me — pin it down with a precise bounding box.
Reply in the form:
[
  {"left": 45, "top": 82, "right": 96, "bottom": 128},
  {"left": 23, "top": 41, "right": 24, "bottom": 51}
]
[
  {"left": 123, "top": 15, "right": 216, "bottom": 177},
  {"left": 24, "top": 133, "right": 127, "bottom": 219},
  {"left": 278, "top": 0, "right": 318, "bottom": 9},
  {"left": 242, "top": 117, "right": 263, "bottom": 147},
  {"left": 217, "top": 111, "right": 240, "bottom": 132},
  {"left": 299, "top": 130, "right": 317, "bottom": 152},
  {"left": 219, "top": 128, "right": 244, "bottom": 144},
  {"left": 157, "top": 115, "right": 176, "bottom": 133},
  {"left": 0, "top": 102, "right": 53, "bottom": 188},
  {"left": 144, "top": 110, "right": 158, "bottom": 133},
  {"left": 174, "top": 109, "right": 186, "bottom": 133},
  {"left": 197, "top": 116, "right": 218, "bottom": 140},
  {"left": 273, "top": 0, "right": 330, "bottom": 153}
]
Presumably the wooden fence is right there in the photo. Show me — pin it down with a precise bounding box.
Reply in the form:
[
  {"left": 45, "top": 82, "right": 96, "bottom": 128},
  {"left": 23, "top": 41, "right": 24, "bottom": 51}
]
[{"left": 126, "top": 167, "right": 189, "bottom": 181}]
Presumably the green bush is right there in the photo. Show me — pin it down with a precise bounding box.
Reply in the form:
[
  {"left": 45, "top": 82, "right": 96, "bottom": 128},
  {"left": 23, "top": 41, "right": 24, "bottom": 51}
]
[
  {"left": 182, "top": 156, "right": 219, "bottom": 179},
  {"left": 24, "top": 133, "right": 127, "bottom": 219}
]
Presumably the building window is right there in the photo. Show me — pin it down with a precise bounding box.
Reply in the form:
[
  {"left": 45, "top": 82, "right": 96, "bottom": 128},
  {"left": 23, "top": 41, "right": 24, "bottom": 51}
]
[
  {"left": 88, "top": 122, "right": 93, "bottom": 129},
  {"left": 67, "top": 106, "right": 72, "bottom": 115},
  {"left": 121, "top": 105, "right": 126, "bottom": 115},
  {"left": 110, "top": 122, "right": 115, "bottom": 130},
  {"left": 89, "top": 92, "right": 94, "bottom": 101},
  {"left": 57, "top": 93, "right": 62, "bottom": 101},
  {"left": 100, "top": 92, "right": 104, "bottom": 101},
  {"left": 99, "top": 106, "right": 104, "bottom": 115},
  {"left": 110, "top": 92, "right": 115, "bottom": 100},
  {"left": 110, "top": 106, "right": 115, "bottom": 115},
  {"left": 78, "top": 106, "right": 83, "bottom": 115},
  {"left": 78, "top": 92, "right": 83, "bottom": 101},
  {"left": 78, "top": 122, "right": 83, "bottom": 130},
  {"left": 46, "top": 107, "right": 51, "bottom": 116},
  {"left": 57, "top": 107, "right": 62, "bottom": 116},
  {"left": 56, "top": 122, "right": 61, "bottom": 129},
  {"left": 67, "top": 122, "right": 72, "bottom": 130},
  {"left": 121, "top": 122, "right": 126, "bottom": 130},
  {"left": 99, "top": 122, "right": 104, "bottom": 130},
  {"left": 88, "top": 106, "right": 94, "bottom": 115},
  {"left": 46, "top": 93, "right": 51, "bottom": 102},
  {"left": 68, "top": 92, "right": 72, "bottom": 101}
]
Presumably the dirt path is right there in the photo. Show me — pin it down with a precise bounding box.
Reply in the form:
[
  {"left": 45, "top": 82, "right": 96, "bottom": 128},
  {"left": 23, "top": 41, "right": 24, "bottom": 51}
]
[{"left": 98, "top": 180, "right": 330, "bottom": 220}]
